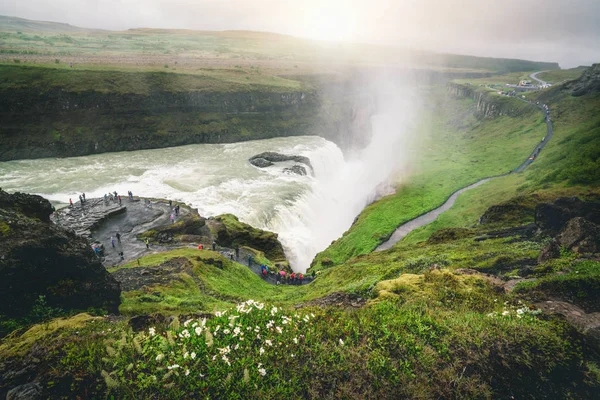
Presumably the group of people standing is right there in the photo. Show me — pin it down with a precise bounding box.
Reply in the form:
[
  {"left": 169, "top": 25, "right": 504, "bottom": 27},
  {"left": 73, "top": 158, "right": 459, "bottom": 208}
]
[{"left": 69, "top": 192, "right": 86, "bottom": 207}]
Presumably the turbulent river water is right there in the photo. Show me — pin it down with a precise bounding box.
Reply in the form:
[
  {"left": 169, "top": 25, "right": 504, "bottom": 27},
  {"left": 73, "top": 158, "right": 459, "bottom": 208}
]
[{"left": 0, "top": 136, "right": 354, "bottom": 272}]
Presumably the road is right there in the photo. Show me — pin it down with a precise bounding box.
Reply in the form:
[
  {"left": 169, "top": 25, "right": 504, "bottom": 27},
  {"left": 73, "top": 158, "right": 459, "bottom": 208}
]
[
  {"left": 376, "top": 79, "right": 554, "bottom": 251},
  {"left": 530, "top": 71, "right": 549, "bottom": 86}
]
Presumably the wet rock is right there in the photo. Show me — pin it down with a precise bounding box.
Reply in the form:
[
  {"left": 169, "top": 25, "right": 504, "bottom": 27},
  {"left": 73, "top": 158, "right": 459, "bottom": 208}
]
[
  {"left": 0, "top": 190, "right": 121, "bottom": 320},
  {"left": 249, "top": 157, "right": 273, "bottom": 168},
  {"left": 534, "top": 197, "right": 600, "bottom": 235},
  {"left": 295, "top": 292, "right": 366, "bottom": 309},
  {"left": 556, "top": 217, "right": 600, "bottom": 254},
  {"left": 6, "top": 382, "right": 42, "bottom": 400},
  {"left": 538, "top": 239, "right": 561, "bottom": 263},
  {"left": 129, "top": 314, "right": 167, "bottom": 332},
  {"left": 283, "top": 165, "right": 307, "bottom": 176},
  {"left": 249, "top": 152, "right": 312, "bottom": 170}
]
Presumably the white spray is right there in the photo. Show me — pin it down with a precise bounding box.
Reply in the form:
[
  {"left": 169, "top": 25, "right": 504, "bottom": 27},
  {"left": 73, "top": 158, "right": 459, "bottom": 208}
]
[{"left": 272, "top": 72, "right": 421, "bottom": 272}]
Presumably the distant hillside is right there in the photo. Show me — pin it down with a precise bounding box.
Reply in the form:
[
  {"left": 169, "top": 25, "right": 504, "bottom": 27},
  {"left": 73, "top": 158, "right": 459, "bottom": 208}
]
[
  {"left": 0, "top": 15, "right": 102, "bottom": 33},
  {"left": 0, "top": 15, "right": 559, "bottom": 74}
]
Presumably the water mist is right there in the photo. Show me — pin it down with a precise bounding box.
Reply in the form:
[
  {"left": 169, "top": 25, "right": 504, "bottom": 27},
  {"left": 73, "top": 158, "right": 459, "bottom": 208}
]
[{"left": 272, "top": 72, "right": 421, "bottom": 272}]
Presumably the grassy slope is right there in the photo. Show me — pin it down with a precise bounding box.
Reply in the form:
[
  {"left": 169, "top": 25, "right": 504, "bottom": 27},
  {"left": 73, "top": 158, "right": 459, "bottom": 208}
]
[
  {"left": 2, "top": 76, "right": 600, "bottom": 398},
  {"left": 537, "top": 68, "right": 587, "bottom": 84},
  {"left": 312, "top": 87, "right": 546, "bottom": 269}
]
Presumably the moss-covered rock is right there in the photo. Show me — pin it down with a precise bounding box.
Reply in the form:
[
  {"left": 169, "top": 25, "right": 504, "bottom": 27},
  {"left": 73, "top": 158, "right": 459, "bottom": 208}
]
[{"left": 208, "top": 214, "right": 286, "bottom": 261}]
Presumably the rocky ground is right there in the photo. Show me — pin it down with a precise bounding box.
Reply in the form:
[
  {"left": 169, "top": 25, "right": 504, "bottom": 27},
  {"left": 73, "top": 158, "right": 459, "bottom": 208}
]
[{"left": 53, "top": 196, "right": 314, "bottom": 285}]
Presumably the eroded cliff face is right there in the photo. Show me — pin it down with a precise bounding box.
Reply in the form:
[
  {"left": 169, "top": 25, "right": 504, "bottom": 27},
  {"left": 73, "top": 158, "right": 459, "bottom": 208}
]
[
  {"left": 564, "top": 64, "right": 600, "bottom": 96},
  {"left": 0, "top": 82, "right": 374, "bottom": 161},
  {"left": 446, "top": 83, "right": 528, "bottom": 119}
]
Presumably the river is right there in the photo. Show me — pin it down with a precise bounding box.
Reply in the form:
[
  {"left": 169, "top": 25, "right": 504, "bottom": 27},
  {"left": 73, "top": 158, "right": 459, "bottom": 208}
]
[{"left": 0, "top": 136, "right": 349, "bottom": 272}]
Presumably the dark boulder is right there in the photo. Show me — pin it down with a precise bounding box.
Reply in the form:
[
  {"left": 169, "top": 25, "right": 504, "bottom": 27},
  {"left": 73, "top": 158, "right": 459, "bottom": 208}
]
[
  {"left": 249, "top": 152, "right": 313, "bottom": 170},
  {"left": 283, "top": 165, "right": 307, "bottom": 176},
  {"left": 535, "top": 197, "right": 600, "bottom": 235},
  {"left": 249, "top": 158, "right": 273, "bottom": 168},
  {"left": 556, "top": 217, "right": 600, "bottom": 254},
  {"left": 0, "top": 189, "right": 121, "bottom": 319},
  {"left": 6, "top": 382, "right": 42, "bottom": 400},
  {"left": 0, "top": 190, "right": 54, "bottom": 223},
  {"left": 538, "top": 239, "right": 561, "bottom": 263}
]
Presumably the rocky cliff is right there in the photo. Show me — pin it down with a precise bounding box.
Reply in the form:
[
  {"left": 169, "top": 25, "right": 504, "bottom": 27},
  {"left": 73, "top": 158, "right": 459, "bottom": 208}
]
[
  {"left": 0, "top": 189, "right": 121, "bottom": 320},
  {"left": 564, "top": 64, "right": 600, "bottom": 96},
  {"left": 0, "top": 65, "right": 375, "bottom": 161},
  {"left": 446, "top": 83, "right": 530, "bottom": 118}
]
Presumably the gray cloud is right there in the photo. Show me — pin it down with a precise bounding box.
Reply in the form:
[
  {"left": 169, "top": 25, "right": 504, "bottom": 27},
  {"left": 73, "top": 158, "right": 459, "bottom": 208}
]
[{"left": 1, "top": 0, "right": 598, "bottom": 67}]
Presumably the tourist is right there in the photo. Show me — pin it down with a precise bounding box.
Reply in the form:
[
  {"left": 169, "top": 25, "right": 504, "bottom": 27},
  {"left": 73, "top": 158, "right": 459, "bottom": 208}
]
[
  {"left": 276, "top": 273, "right": 281, "bottom": 285},
  {"left": 69, "top": 198, "right": 73, "bottom": 207},
  {"left": 248, "top": 254, "right": 253, "bottom": 266},
  {"left": 169, "top": 200, "right": 172, "bottom": 207},
  {"left": 116, "top": 232, "right": 121, "bottom": 243},
  {"left": 104, "top": 193, "right": 108, "bottom": 202},
  {"left": 261, "top": 265, "right": 267, "bottom": 278},
  {"left": 197, "top": 244, "right": 203, "bottom": 250},
  {"left": 111, "top": 237, "right": 115, "bottom": 248},
  {"left": 229, "top": 252, "right": 234, "bottom": 260},
  {"left": 118, "top": 195, "right": 122, "bottom": 206},
  {"left": 235, "top": 246, "right": 240, "bottom": 259},
  {"left": 145, "top": 238, "right": 150, "bottom": 249},
  {"left": 212, "top": 241, "right": 217, "bottom": 251},
  {"left": 82, "top": 192, "right": 86, "bottom": 202},
  {"left": 170, "top": 213, "right": 175, "bottom": 224},
  {"left": 119, "top": 251, "right": 124, "bottom": 261},
  {"left": 79, "top": 195, "right": 83, "bottom": 205},
  {"left": 298, "top": 273, "right": 303, "bottom": 284},
  {"left": 291, "top": 272, "right": 296, "bottom": 284}
]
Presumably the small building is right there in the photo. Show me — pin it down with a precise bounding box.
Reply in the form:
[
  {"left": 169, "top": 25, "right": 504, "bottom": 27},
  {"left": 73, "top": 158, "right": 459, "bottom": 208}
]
[{"left": 519, "top": 80, "right": 532, "bottom": 86}]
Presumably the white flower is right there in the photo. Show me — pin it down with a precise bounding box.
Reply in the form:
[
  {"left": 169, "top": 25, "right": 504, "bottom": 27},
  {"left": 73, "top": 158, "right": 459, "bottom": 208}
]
[
  {"left": 254, "top": 302, "right": 265, "bottom": 310},
  {"left": 148, "top": 327, "right": 156, "bottom": 336},
  {"left": 247, "top": 326, "right": 252, "bottom": 331},
  {"left": 185, "top": 369, "right": 190, "bottom": 376},
  {"left": 179, "top": 329, "right": 191, "bottom": 338},
  {"left": 311, "top": 313, "right": 315, "bottom": 318},
  {"left": 276, "top": 326, "right": 283, "bottom": 334},
  {"left": 258, "top": 368, "right": 267, "bottom": 376},
  {"left": 246, "top": 299, "right": 255, "bottom": 305},
  {"left": 339, "top": 339, "right": 344, "bottom": 346},
  {"left": 266, "top": 320, "right": 275, "bottom": 329},
  {"left": 184, "top": 352, "right": 189, "bottom": 359},
  {"left": 201, "top": 318, "right": 207, "bottom": 327},
  {"left": 259, "top": 347, "right": 265, "bottom": 355},
  {"left": 265, "top": 340, "right": 273, "bottom": 347},
  {"left": 291, "top": 354, "right": 295, "bottom": 358},
  {"left": 155, "top": 353, "right": 164, "bottom": 362},
  {"left": 254, "top": 326, "right": 260, "bottom": 333},
  {"left": 293, "top": 337, "right": 298, "bottom": 344},
  {"left": 223, "top": 329, "right": 231, "bottom": 335},
  {"left": 195, "top": 326, "right": 202, "bottom": 335},
  {"left": 271, "top": 307, "right": 278, "bottom": 316},
  {"left": 215, "top": 311, "right": 223, "bottom": 317},
  {"left": 502, "top": 311, "right": 510, "bottom": 316},
  {"left": 215, "top": 325, "right": 221, "bottom": 333},
  {"left": 234, "top": 344, "right": 239, "bottom": 350},
  {"left": 184, "top": 319, "right": 193, "bottom": 327},
  {"left": 233, "top": 327, "right": 241, "bottom": 336},
  {"left": 257, "top": 334, "right": 261, "bottom": 339},
  {"left": 190, "top": 352, "right": 196, "bottom": 360},
  {"left": 192, "top": 322, "right": 198, "bottom": 328},
  {"left": 167, "top": 364, "right": 180, "bottom": 370},
  {"left": 486, "top": 312, "right": 496, "bottom": 318}
]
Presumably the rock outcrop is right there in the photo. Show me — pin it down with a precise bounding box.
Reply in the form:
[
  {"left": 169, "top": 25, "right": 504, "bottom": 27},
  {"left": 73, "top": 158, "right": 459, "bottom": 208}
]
[
  {"left": 556, "top": 217, "right": 600, "bottom": 254},
  {"left": 249, "top": 152, "right": 313, "bottom": 171},
  {"left": 564, "top": 64, "right": 600, "bottom": 96},
  {"left": 0, "top": 189, "right": 121, "bottom": 318},
  {"left": 446, "top": 83, "right": 529, "bottom": 119},
  {"left": 208, "top": 214, "right": 286, "bottom": 261},
  {"left": 535, "top": 197, "right": 600, "bottom": 236},
  {"left": 283, "top": 165, "right": 307, "bottom": 176}
]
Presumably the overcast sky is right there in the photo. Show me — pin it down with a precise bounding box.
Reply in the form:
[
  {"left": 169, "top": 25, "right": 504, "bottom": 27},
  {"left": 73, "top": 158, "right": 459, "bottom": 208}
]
[{"left": 2, "top": 0, "right": 599, "bottom": 68}]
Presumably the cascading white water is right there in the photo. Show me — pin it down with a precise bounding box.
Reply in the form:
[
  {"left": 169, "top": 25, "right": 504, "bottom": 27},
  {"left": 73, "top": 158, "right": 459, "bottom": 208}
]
[{"left": 0, "top": 82, "right": 417, "bottom": 273}]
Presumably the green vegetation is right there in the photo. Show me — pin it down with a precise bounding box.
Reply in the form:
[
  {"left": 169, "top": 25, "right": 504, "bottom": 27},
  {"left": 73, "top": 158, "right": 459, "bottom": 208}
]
[
  {"left": 313, "top": 87, "right": 546, "bottom": 269},
  {"left": 537, "top": 67, "right": 587, "bottom": 84}
]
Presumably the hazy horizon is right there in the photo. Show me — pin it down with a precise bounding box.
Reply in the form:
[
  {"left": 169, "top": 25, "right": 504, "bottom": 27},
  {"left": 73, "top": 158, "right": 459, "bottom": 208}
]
[{"left": 1, "top": 0, "right": 599, "bottom": 68}]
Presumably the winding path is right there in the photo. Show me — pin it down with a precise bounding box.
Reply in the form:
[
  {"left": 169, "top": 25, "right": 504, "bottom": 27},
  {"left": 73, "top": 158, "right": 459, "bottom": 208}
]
[
  {"left": 530, "top": 71, "right": 549, "bottom": 86},
  {"left": 376, "top": 84, "right": 554, "bottom": 251}
]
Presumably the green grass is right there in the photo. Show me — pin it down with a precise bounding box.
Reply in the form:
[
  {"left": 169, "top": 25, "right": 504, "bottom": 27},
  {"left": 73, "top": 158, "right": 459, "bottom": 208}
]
[
  {"left": 0, "top": 64, "right": 305, "bottom": 94},
  {"left": 537, "top": 67, "right": 587, "bottom": 84}
]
